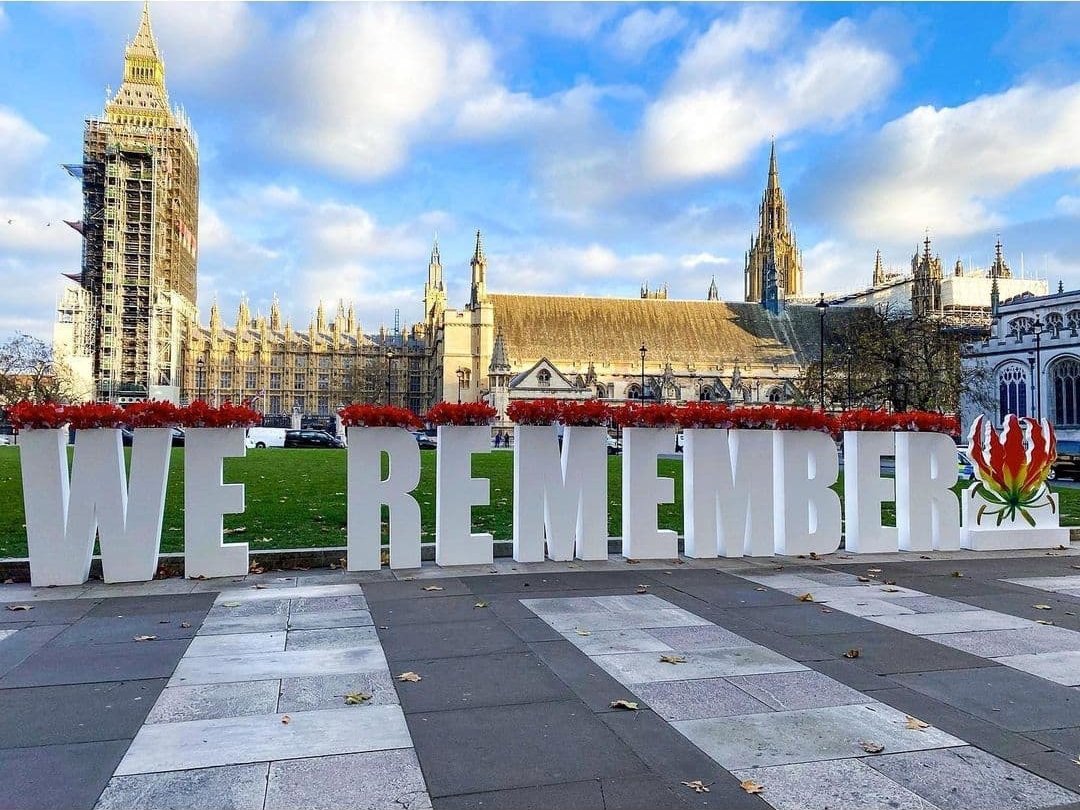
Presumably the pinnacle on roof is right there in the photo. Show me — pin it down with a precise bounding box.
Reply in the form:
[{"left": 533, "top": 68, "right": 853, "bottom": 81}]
[
  {"left": 707, "top": 276, "right": 719, "bottom": 301},
  {"left": 489, "top": 329, "right": 511, "bottom": 373},
  {"left": 472, "top": 230, "right": 485, "bottom": 264},
  {"left": 430, "top": 233, "right": 441, "bottom": 264},
  {"left": 128, "top": 1, "right": 161, "bottom": 60},
  {"left": 767, "top": 139, "right": 780, "bottom": 191}
]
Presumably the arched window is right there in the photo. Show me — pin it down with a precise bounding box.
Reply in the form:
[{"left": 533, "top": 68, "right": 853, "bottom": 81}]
[
  {"left": 997, "top": 363, "right": 1029, "bottom": 423},
  {"left": 626, "top": 383, "right": 641, "bottom": 401},
  {"left": 700, "top": 387, "right": 713, "bottom": 401},
  {"left": 536, "top": 369, "right": 551, "bottom": 387},
  {"left": 767, "top": 386, "right": 785, "bottom": 403},
  {"left": 1052, "top": 358, "right": 1080, "bottom": 427},
  {"left": 595, "top": 386, "right": 607, "bottom": 399},
  {"left": 1009, "top": 317, "right": 1034, "bottom": 337},
  {"left": 1067, "top": 310, "right": 1080, "bottom": 332},
  {"left": 1046, "top": 312, "right": 1064, "bottom": 335}
]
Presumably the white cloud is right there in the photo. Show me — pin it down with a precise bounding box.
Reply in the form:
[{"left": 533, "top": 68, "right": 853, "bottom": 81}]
[
  {"left": 150, "top": 2, "right": 259, "bottom": 88},
  {"left": 0, "top": 108, "right": 48, "bottom": 185},
  {"left": 680, "top": 252, "right": 731, "bottom": 269},
  {"left": 608, "top": 8, "right": 687, "bottom": 61},
  {"left": 0, "top": 5, "right": 8, "bottom": 33},
  {"left": 1059, "top": 195, "right": 1080, "bottom": 217},
  {"left": 816, "top": 82, "right": 1080, "bottom": 240},
  {"left": 641, "top": 9, "right": 897, "bottom": 181}
]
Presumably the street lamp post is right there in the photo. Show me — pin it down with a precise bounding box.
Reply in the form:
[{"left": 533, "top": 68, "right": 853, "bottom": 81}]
[
  {"left": 196, "top": 357, "right": 205, "bottom": 403},
  {"left": 385, "top": 351, "right": 395, "bottom": 406},
  {"left": 456, "top": 368, "right": 465, "bottom": 404},
  {"left": 639, "top": 344, "right": 647, "bottom": 402},
  {"left": 815, "top": 293, "right": 829, "bottom": 411},
  {"left": 1030, "top": 317, "right": 1044, "bottom": 421}
]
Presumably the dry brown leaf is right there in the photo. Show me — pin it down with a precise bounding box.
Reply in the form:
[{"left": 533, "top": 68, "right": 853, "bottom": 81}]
[
  {"left": 857, "top": 576, "right": 871, "bottom": 583},
  {"left": 843, "top": 648, "right": 861, "bottom": 659},
  {"left": 809, "top": 552, "right": 820, "bottom": 560},
  {"left": 474, "top": 600, "right": 489, "bottom": 609},
  {"left": 575, "top": 629, "right": 591, "bottom": 636},
  {"left": 905, "top": 715, "right": 930, "bottom": 730},
  {"left": 221, "top": 601, "right": 241, "bottom": 608},
  {"left": 626, "top": 558, "right": 641, "bottom": 565},
  {"left": 180, "top": 622, "right": 191, "bottom": 629},
  {"left": 422, "top": 586, "right": 444, "bottom": 592},
  {"left": 1034, "top": 604, "right": 1053, "bottom": 610},
  {"left": 659, "top": 654, "right": 687, "bottom": 664},
  {"left": 682, "top": 780, "right": 711, "bottom": 794},
  {"left": 797, "top": 593, "right": 815, "bottom": 602},
  {"left": 5, "top": 604, "right": 32, "bottom": 611},
  {"left": 1072, "top": 755, "right": 1080, "bottom": 766},
  {"left": 344, "top": 692, "right": 372, "bottom": 705},
  {"left": 860, "top": 741, "right": 885, "bottom": 754},
  {"left": 882, "top": 587, "right": 901, "bottom": 593},
  {"left": 951, "top": 571, "right": 964, "bottom": 578},
  {"left": 281, "top": 714, "right": 291, "bottom": 724},
  {"left": 397, "top": 671, "right": 422, "bottom": 682},
  {"left": 609, "top": 699, "right": 639, "bottom": 711},
  {"left": 132, "top": 634, "right": 157, "bottom": 641},
  {"left": 253, "top": 584, "right": 268, "bottom": 590},
  {"left": 739, "top": 780, "right": 764, "bottom": 795},
  {"left": 867, "top": 568, "right": 882, "bottom": 574},
  {"left": 635, "top": 585, "right": 649, "bottom": 594}
]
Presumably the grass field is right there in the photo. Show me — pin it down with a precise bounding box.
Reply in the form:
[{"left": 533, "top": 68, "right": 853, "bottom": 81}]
[{"left": 1, "top": 446, "right": 1077, "bottom": 558}]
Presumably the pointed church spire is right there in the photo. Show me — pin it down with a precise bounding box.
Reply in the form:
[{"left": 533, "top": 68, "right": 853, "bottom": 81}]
[
  {"left": 130, "top": 1, "right": 161, "bottom": 59},
  {"left": 470, "top": 230, "right": 488, "bottom": 307},
  {"left": 990, "top": 236, "right": 1012, "bottom": 279},
  {"left": 107, "top": 1, "right": 173, "bottom": 127},
  {"left": 269, "top": 294, "right": 281, "bottom": 331},
  {"left": 489, "top": 329, "right": 511, "bottom": 374},
  {"left": 707, "top": 276, "right": 719, "bottom": 301},
  {"left": 209, "top": 298, "right": 221, "bottom": 333},
  {"left": 472, "top": 230, "right": 485, "bottom": 264},
  {"left": 872, "top": 249, "right": 885, "bottom": 286},
  {"left": 767, "top": 138, "right": 780, "bottom": 191}
]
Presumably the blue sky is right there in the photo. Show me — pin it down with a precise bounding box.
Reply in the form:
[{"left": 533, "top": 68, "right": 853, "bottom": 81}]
[{"left": 1, "top": 2, "right": 1079, "bottom": 339}]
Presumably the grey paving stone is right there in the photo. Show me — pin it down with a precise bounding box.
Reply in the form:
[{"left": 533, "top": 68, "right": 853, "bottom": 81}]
[
  {"left": 564, "top": 628, "right": 673, "bottom": 655},
  {"left": 362, "top": 578, "right": 472, "bottom": 601},
  {"left": 265, "top": 749, "right": 430, "bottom": 810},
  {"left": 0, "top": 679, "right": 165, "bottom": 747},
  {"left": 541, "top": 608, "right": 711, "bottom": 632},
  {"left": 0, "top": 625, "right": 67, "bottom": 678},
  {"left": 735, "top": 627, "right": 842, "bottom": 662},
  {"left": 213, "top": 583, "right": 363, "bottom": 604},
  {"left": 997, "top": 651, "right": 1080, "bottom": 685},
  {"left": 286, "top": 609, "right": 374, "bottom": 630},
  {"left": 94, "top": 763, "right": 269, "bottom": 810},
  {"left": 811, "top": 659, "right": 894, "bottom": 692},
  {"left": 0, "top": 629, "right": 16, "bottom": 643},
  {"left": 430, "top": 780, "right": 603, "bottom": 810},
  {"left": 169, "top": 644, "right": 386, "bottom": 685},
  {"left": 50, "top": 613, "right": 206, "bottom": 646},
  {"left": 278, "top": 670, "right": 399, "bottom": 712},
  {"left": 899, "top": 595, "right": 978, "bottom": 613},
  {"left": 732, "top": 759, "right": 937, "bottom": 810},
  {"left": 196, "top": 614, "right": 289, "bottom": 635},
  {"left": 526, "top": 639, "right": 641, "bottom": 714},
  {"left": 729, "top": 603, "right": 882, "bottom": 636},
  {"left": 146, "top": 680, "right": 280, "bottom": 724},
  {"left": 1001, "top": 750, "right": 1080, "bottom": 794},
  {"left": 803, "top": 629, "right": 997, "bottom": 674},
  {"left": 86, "top": 594, "right": 215, "bottom": 617},
  {"left": 598, "top": 775, "right": 703, "bottom": 810},
  {"left": 674, "top": 702, "right": 962, "bottom": 770},
  {"left": 590, "top": 593, "right": 678, "bottom": 612},
  {"left": 727, "top": 669, "right": 873, "bottom": 711},
  {"left": 184, "top": 632, "right": 285, "bottom": 657},
  {"left": 371, "top": 595, "right": 504, "bottom": 626},
  {"left": 632, "top": 677, "right": 772, "bottom": 721},
  {"left": 0, "top": 638, "right": 191, "bottom": 687},
  {"left": 592, "top": 647, "right": 805, "bottom": 684},
  {"left": 1005, "top": 576, "right": 1080, "bottom": 592},
  {"left": 926, "top": 626, "right": 1080, "bottom": 658},
  {"left": 867, "top": 746, "right": 1080, "bottom": 809},
  {"left": 0, "top": 739, "right": 130, "bottom": 810},
  {"left": 285, "top": 626, "right": 379, "bottom": 650},
  {"left": 393, "top": 651, "right": 573, "bottom": 714},
  {"left": 205, "top": 600, "right": 290, "bottom": 620},
  {"left": 644, "top": 624, "right": 754, "bottom": 650},
  {"left": 289, "top": 594, "right": 368, "bottom": 613},
  {"left": 823, "top": 597, "right": 917, "bottom": 617},
  {"left": 891, "top": 667, "right": 1080, "bottom": 732},
  {"left": 0, "top": 598, "right": 99, "bottom": 625},
  {"left": 116, "top": 704, "right": 412, "bottom": 774},
  {"left": 407, "top": 700, "right": 644, "bottom": 797},
  {"left": 503, "top": 617, "right": 564, "bottom": 643},
  {"left": 781, "top": 584, "right": 924, "bottom": 602},
  {"left": 521, "top": 596, "right": 626, "bottom": 617},
  {"left": 871, "top": 610, "right": 1034, "bottom": 635},
  {"left": 378, "top": 619, "right": 525, "bottom": 661}
]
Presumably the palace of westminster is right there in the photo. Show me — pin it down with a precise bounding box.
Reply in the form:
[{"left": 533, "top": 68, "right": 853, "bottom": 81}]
[{"left": 53, "top": 6, "right": 1048, "bottom": 421}]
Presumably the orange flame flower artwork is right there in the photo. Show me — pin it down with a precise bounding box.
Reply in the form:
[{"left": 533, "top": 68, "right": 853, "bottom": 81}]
[{"left": 966, "top": 414, "right": 1057, "bottom": 526}]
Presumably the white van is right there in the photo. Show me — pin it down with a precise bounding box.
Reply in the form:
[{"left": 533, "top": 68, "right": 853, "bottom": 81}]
[{"left": 247, "top": 426, "right": 286, "bottom": 448}]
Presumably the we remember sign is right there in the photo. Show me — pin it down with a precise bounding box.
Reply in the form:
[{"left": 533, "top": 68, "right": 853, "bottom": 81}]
[{"left": 15, "top": 416, "right": 1069, "bottom": 587}]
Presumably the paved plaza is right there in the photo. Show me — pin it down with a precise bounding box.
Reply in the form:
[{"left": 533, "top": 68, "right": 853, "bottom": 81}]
[{"left": 5, "top": 552, "right": 1080, "bottom": 809}]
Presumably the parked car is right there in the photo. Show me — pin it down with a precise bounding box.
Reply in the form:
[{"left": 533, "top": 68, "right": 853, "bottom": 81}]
[
  {"left": 956, "top": 449, "right": 974, "bottom": 481},
  {"left": 412, "top": 431, "right": 438, "bottom": 450},
  {"left": 607, "top": 435, "right": 622, "bottom": 455},
  {"left": 121, "top": 427, "right": 185, "bottom": 447},
  {"left": 284, "top": 429, "right": 345, "bottom": 449},
  {"left": 247, "top": 426, "right": 286, "bottom": 448},
  {"left": 675, "top": 432, "right": 684, "bottom": 453}
]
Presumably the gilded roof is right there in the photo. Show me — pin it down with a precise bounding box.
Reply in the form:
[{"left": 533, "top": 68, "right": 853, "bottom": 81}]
[{"left": 490, "top": 293, "right": 834, "bottom": 369}]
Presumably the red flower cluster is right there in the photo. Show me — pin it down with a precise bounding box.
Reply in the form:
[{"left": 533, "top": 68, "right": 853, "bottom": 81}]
[
  {"left": 676, "top": 402, "right": 735, "bottom": 429},
  {"left": 338, "top": 404, "right": 422, "bottom": 429},
  {"left": 4, "top": 401, "right": 68, "bottom": 430},
  {"left": 122, "top": 400, "right": 181, "bottom": 428},
  {"left": 179, "top": 400, "right": 262, "bottom": 428},
  {"left": 506, "top": 399, "right": 568, "bottom": 426},
  {"left": 612, "top": 403, "right": 682, "bottom": 428},
  {"left": 837, "top": 408, "right": 959, "bottom": 436},
  {"left": 425, "top": 401, "right": 498, "bottom": 426},
  {"left": 64, "top": 402, "right": 125, "bottom": 430},
  {"left": 559, "top": 400, "right": 613, "bottom": 427}
]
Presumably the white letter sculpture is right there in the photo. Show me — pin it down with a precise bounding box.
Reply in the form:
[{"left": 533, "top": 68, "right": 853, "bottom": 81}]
[
  {"left": 773, "top": 430, "right": 842, "bottom": 556},
  {"left": 184, "top": 427, "right": 249, "bottom": 579},
  {"left": 684, "top": 429, "right": 774, "bottom": 558},
  {"left": 20, "top": 427, "right": 171, "bottom": 586},
  {"left": 896, "top": 432, "right": 960, "bottom": 551},
  {"left": 435, "top": 425, "right": 493, "bottom": 566},
  {"left": 621, "top": 427, "right": 678, "bottom": 559},
  {"left": 512, "top": 424, "right": 608, "bottom": 562},
  {"left": 843, "top": 431, "right": 898, "bottom": 554},
  {"left": 347, "top": 426, "right": 422, "bottom": 570},
  {"left": 962, "top": 414, "right": 1068, "bottom": 550}
]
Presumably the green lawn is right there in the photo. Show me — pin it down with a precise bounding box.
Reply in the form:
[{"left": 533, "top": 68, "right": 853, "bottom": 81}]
[{"left": 0, "top": 446, "right": 1077, "bottom": 558}]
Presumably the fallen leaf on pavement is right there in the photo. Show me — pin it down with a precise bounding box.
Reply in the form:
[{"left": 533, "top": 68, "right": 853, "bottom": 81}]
[
  {"left": 754, "top": 586, "right": 767, "bottom": 591},
  {"left": 397, "top": 672, "right": 422, "bottom": 682},
  {"left": 905, "top": 716, "right": 930, "bottom": 730},
  {"left": 739, "top": 780, "right": 764, "bottom": 794},
  {"left": 843, "top": 649, "right": 861, "bottom": 659},
  {"left": 809, "top": 552, "right": 820, "bottom": 560},
  {"left": 221, "top": 601, "right": 241, "bottom": 608},
  {"left": 861, "top": 741, "right": 885, "bottom": 754},
  {"left": 281, "top": 715, "right": 291, "bottom": 724},
  {"left": 422, "top": 586, "right": 444, "bottom": 592},
  {"left": 635, "top": 585, "right": 649, "bottom": 594},
  {"left": 626, "top": 559, "right": 641, "bottom": 565},
  {"left": 180, "top": 622, "right": 191, "bottom": 628},
  {"left": 683, "top": 780, "right": 712, "bottom": 794},
  {"left": 867, "top": 568, "right": 882, "bottom": 574},
  {"left": 610, "top": 699, "right": 639, "bottom": 710},
  {"left": 882, "top": 587, "right": 901, "bottom": 593},
  {"left": 5, "top": 605, "right": 32, "bottom": 611},
  {"left": 575, "top": 629, "right": 591, "bottom": 636},
  {"left": 659, "top": 654, "right": 687, "bottom": 664},
  {"left": 1034, "top": 604, "right": 1053, "bottom": 610},
  {"left": 132, "top": 635, "right": 157, "bottom": 642},
  {"left": 797, "top": 593, "right": 815, "bottom": 602},
  {"left": 951, "top": 571, "right": 964, "bottom": 578},
  {"left": 857, "top": 577, "right": 871, "bottom": 583},
  {"left": 253, "top": 584, "right": 268, "bottom": 590},
  {"left": 344, "top": 692, "right": 372, "bottom": 705},
  {"left": 1036, "top": 620, "right": 1055, "bottom": 625},
  {"left": 474, "top": 600, "right": 489, "bottom": 609}
]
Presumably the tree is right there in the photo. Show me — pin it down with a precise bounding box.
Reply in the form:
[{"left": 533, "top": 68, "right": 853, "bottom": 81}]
[
  {"left": 0, "top": 334, "right": 82, "bottom": 405},
  {"left": 803, "top": 305, "right": 995, "bottom": 414}
]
